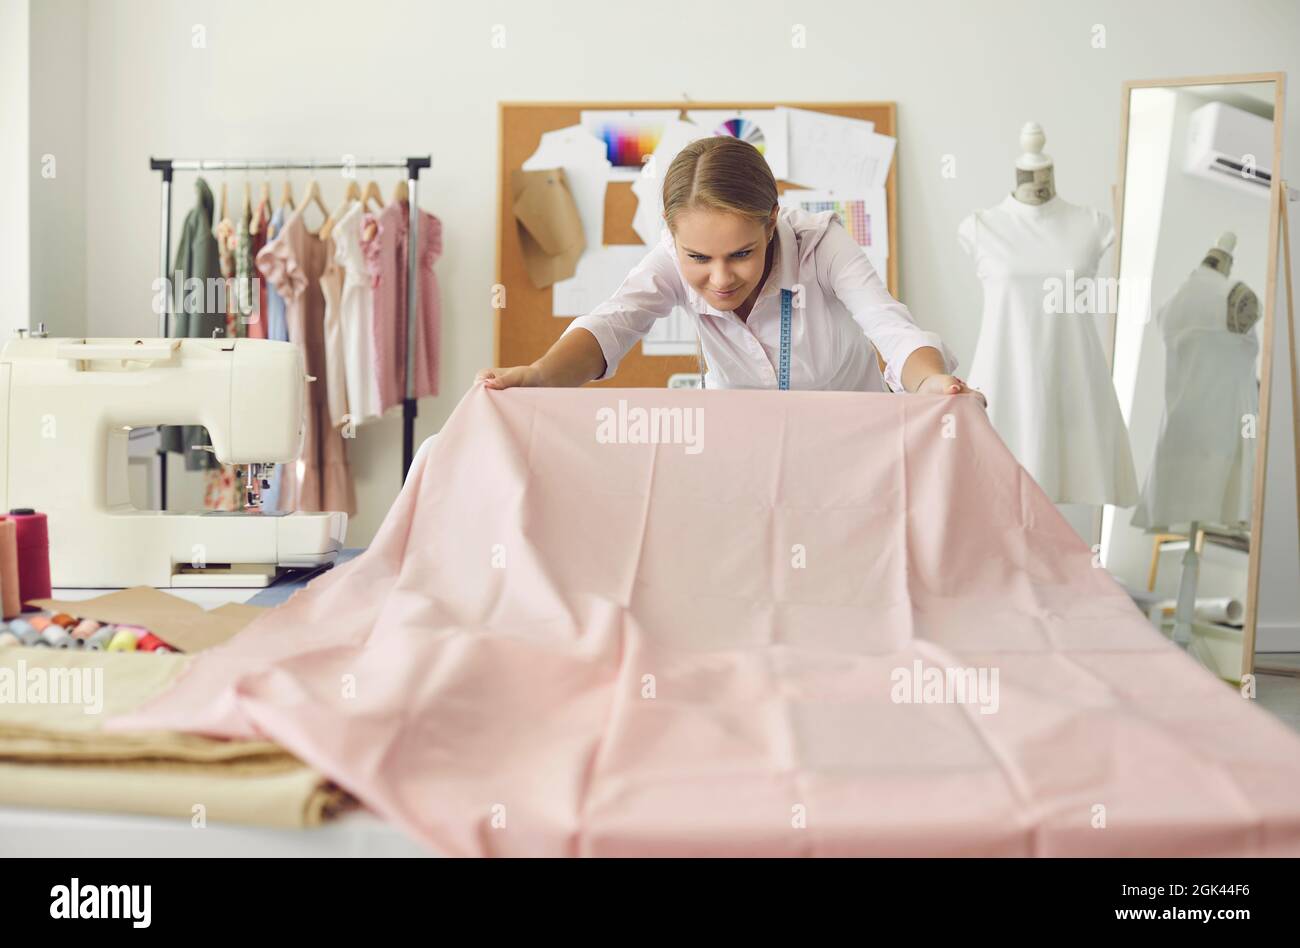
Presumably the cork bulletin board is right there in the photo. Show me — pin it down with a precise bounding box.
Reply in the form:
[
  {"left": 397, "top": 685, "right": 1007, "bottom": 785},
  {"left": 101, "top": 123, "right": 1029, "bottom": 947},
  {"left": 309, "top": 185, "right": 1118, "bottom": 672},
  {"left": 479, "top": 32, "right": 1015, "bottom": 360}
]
[{"left": 495, "top": 101, "right": 899, "bottom": 388}]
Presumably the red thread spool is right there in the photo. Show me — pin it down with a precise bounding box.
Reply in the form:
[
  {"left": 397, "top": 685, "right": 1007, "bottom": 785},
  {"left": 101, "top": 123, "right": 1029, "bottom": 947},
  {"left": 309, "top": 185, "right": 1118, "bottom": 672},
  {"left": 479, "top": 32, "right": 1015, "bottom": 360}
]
[
  {"left": 1, "top": 510, "right": 51, "bottom": 612},
  {"left": 136, "top": 632, "right": 166, "bottom": 652},
  {"left": 0, "top": 519, "right": 19, "bottom": 619}
]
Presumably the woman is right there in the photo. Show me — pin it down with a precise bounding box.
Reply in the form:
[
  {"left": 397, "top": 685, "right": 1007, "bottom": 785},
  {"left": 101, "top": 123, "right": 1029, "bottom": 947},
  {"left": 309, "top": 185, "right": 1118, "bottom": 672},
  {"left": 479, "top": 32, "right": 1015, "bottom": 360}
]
[{"left": 477, "top": 135, "right": 983, "bottom": 404}]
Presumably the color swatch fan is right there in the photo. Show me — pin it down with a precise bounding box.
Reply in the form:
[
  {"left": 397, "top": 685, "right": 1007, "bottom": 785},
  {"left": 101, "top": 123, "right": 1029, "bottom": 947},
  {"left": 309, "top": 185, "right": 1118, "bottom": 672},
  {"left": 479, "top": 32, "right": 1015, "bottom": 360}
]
[{"left": 714, "top": 117, "right": 767, "bottom": 155}]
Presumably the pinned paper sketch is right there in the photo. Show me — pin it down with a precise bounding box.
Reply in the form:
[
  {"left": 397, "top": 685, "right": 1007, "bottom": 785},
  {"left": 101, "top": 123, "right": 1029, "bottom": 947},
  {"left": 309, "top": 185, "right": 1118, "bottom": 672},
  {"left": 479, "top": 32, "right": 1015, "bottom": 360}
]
[
  {"left": 552, "top": 245, "right": 646, "bottom": 317},
  {"left": 642, "top": 305, "right": 699, "bottom": 356},
  {"left": 687, "top": 109, "right": 788, "bottom": 179},
  {"left": 778, "top": 106, "right": 895, "bottom": 192},
  {"left": 522, "top": 124, "right": 611, "bottom": 248},
  {"left": 580, "top": 109, "right": 680, "bottom": 181},
  {"left": 631, "top": 118, "right": 711, "bottom": 245}
]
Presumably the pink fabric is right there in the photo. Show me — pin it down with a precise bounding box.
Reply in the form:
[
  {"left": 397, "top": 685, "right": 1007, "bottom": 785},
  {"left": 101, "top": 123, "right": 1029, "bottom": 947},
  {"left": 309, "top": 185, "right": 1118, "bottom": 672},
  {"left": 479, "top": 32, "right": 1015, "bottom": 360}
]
[
  {"left": 362, "top": 202, "right": 441, "bottom": 413},
  {"left": 106, "top": 386, "right": 1300, "bottom": 856}
]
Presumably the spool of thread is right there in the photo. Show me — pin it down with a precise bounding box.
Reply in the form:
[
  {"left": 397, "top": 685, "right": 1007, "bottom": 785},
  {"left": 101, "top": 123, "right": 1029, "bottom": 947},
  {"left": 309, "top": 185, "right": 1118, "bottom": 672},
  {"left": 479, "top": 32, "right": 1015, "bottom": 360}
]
[
  {"left": 42, "top": 624, "right": 71, "bottom": 647},
  {"left": 49, "top": 613, "right": 76, "bottom": 629},
  {"left": 17, "top": 628, "right": 49, "bottom": 647},
  {"left": 85, "top": 626, "right": 115, "bottom": 651},
  {"left": 28, "top": 615, "right": 51, "bottom": 632},
  {"left": 72, "top": 619, "right": 101, "bottom": 639},
  {"left": 0, "top": 520, "right": 19, "bottom": 619},
  {"left": 1, "top": 510, "right": 51, "bottom": 612},
  {"left": 0, "top": 631, "right": 19, "bottom": 648},
  {"left": 136, "top": 632, "right": 166, "bottom": 652},
  {"left": 106, "top": 627, "right": 138, "bottom": 652},
  {"left": 7, "top": 618, "right": 34, "bottom": 638}
]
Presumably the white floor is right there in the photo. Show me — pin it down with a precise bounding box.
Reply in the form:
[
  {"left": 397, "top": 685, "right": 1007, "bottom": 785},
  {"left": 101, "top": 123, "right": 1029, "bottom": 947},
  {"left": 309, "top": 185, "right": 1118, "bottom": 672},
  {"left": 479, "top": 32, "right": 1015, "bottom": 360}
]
[{"left": 1257, "top": 653, "right": 1300, "bottom": 733}]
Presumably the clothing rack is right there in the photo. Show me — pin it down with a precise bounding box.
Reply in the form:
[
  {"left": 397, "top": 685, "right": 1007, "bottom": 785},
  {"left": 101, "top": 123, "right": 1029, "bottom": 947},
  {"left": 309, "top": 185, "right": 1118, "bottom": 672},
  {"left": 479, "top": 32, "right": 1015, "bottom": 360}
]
[{"left": 149, "top": 156, "right": 432, "bottom": 509}]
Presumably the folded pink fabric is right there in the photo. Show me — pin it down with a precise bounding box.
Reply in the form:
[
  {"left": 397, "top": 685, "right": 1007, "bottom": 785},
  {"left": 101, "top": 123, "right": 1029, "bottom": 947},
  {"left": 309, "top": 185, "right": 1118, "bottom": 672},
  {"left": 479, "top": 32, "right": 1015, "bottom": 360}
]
[{"left": 107, "top": 385, "right": 1300, "bottom": 856}]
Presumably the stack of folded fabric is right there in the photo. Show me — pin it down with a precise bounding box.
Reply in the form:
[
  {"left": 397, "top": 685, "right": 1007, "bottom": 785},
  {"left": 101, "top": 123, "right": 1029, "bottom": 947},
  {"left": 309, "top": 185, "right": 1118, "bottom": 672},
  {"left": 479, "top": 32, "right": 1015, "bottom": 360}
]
[{"left": 0, "top": 634, "right": 351, "bottom": 827}]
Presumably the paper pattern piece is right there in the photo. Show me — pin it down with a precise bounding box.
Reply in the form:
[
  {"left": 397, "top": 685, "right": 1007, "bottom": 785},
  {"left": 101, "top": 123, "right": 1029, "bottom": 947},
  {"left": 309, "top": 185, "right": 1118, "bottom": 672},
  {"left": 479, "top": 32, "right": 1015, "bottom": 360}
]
[
  {"left": 512, "top": 168, "right": 587, "bottom": 289},
  {"left": 580, "top": 109, "right": 681, "bottom": 181},
  {"left": 551, "top": 245, "right": 647, "bottom": 317},
  {"left": 631, "top": 118, "right": 712, "bottom": 245},
  {"left": 521, "top": 124, "right": 611, "bottom": 250},
  {"left": 687, "top": 109, "right": 789, "bottom": 179}
]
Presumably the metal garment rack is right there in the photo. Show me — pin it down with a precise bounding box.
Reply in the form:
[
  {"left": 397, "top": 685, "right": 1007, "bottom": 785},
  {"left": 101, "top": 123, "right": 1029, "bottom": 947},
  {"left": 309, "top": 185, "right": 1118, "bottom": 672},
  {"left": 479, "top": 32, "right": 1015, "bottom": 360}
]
[{"left": 149, "top": 156, "right": 432, "bottom": 508}]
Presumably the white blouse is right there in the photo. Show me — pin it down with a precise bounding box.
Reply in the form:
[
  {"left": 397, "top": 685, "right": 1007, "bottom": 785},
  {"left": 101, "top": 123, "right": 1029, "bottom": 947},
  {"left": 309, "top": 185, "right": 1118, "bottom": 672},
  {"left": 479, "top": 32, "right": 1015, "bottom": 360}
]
[{"left": 562, "top": 206, "right": 956, "bottom": 391}]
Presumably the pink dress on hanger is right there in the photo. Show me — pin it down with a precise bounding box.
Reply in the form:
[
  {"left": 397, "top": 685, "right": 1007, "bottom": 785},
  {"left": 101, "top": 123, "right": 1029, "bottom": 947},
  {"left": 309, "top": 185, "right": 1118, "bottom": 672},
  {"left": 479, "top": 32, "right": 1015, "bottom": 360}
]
[
  {"left": 362, "top": 202, "right": 442, "bottom": 414},
  {"left": 256, "top": 207, "right": 357, "bottom": 517}
]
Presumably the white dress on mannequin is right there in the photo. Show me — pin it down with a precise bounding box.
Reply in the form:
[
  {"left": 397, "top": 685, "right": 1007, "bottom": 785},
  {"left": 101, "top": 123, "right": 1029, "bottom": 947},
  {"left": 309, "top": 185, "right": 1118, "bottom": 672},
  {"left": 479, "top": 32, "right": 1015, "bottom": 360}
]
[
  {"left": 1131, "top": 265, "right": 1259, "bottom": 530},
  {"left": 958, "top": 194, "right": 1138, "bottom": 506}
]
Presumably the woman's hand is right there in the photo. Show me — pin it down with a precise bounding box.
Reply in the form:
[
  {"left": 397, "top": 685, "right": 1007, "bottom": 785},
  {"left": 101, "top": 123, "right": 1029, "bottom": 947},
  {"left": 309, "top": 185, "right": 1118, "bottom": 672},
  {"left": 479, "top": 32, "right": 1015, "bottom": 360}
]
[
  {"left": 915, "top": 373, "right": 987, "bottom": 409},
  {"left": 475, "top": 364, "right": 545, "bottom": 390}
]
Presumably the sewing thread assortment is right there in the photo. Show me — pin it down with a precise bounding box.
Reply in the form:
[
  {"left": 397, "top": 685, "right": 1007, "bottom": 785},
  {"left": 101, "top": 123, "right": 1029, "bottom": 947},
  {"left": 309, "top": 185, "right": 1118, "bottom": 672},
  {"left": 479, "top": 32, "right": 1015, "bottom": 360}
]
[{"left": 0, "top": 613, "right": 178, "bottom": 654}]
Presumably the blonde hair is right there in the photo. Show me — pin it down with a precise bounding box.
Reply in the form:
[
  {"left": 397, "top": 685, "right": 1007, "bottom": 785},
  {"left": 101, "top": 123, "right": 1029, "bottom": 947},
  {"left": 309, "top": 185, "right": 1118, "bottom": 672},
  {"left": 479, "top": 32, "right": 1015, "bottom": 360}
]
[
  {"left": 662, "top": 136, "right": 778, "bottom": 232},
  {"left": 661, "top": 136, "right": 779, "bottom": 384}
]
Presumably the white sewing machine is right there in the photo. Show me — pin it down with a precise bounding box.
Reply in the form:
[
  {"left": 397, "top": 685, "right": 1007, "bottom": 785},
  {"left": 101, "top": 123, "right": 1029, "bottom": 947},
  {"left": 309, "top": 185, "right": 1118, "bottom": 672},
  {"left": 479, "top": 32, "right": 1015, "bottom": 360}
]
[{"left": 0, "top": 337, "right": 347, "bottom": 588}]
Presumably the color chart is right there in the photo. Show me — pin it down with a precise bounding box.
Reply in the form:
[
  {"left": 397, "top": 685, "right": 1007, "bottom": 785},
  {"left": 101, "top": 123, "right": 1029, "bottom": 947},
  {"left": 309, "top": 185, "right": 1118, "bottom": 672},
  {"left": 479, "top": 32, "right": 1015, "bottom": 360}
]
[{"left": 579, "top": 109, "right": 678, "bottom": 179}]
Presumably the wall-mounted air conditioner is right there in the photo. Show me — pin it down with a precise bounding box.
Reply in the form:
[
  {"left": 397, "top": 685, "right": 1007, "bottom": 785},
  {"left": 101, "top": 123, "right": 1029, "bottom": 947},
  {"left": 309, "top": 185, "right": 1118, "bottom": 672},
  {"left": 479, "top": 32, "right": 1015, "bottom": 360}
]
[{"left": 1184, "top": 101, "right": 1273, "bottom": 197}]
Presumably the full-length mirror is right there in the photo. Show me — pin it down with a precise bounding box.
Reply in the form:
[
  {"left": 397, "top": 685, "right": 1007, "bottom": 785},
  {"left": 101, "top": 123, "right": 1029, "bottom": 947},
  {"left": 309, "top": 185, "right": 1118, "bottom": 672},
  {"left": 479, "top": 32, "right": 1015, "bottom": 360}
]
[{"left": 1103, "top": 75, "right": 1287, "bottom": 682}]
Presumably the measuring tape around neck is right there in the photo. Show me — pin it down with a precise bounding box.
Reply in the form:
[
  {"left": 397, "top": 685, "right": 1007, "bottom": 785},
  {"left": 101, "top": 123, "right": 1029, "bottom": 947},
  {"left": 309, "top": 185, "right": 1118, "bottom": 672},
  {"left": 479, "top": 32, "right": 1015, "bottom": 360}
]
[{"left": 778, "top": 288, "right": 793, "bottom": 391}]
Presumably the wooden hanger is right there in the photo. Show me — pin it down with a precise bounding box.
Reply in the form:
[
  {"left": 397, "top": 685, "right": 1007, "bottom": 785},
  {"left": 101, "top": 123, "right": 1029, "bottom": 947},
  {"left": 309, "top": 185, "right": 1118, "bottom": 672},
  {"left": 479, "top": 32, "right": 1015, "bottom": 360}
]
[
  {"left": 251, "top": 178, "right": 271, "bottom": 235},
  {"left": 242, "top": 179, "right": 252, "bottom": 217},
  {"left": 320, "top": 180, "right": 362, "bottom": 241},
  {"left": 267, "top": 176, "right": 294, "bottom": 240},
  {"left": 391, "top": 178, "right": 409, "bottom": 205},
  {"left": 219, "top": 178, "right": 229, "bottom": 222},
  {"left": 361, "top": 178, "right": 384, "bottom": 212},
  {"left": 299, "top": 176, "right": 331, "bottom": 232}
]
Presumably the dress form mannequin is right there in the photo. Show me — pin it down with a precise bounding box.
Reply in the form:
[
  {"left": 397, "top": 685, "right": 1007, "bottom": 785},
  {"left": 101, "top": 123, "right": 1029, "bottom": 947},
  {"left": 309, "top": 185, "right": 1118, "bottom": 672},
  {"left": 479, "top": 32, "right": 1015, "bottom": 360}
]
[
  {"left": 957, "top": 122, "right": 1138, "bottom": 532},
  {"left": 1015, "top": 123, "right": 1078, "bottom": 534},
  {"left": 1161, "top": 232, "right": 1260, "bottom": 646},
  {"left": 1012, "top": 122, "right": 1056, "bottom": 206},
  {"left": 1017, "top": 123, "right": 1094, "bottom": 540},
  {"left": 956, "top": 122, "right": 1138, "bottom": 520}
]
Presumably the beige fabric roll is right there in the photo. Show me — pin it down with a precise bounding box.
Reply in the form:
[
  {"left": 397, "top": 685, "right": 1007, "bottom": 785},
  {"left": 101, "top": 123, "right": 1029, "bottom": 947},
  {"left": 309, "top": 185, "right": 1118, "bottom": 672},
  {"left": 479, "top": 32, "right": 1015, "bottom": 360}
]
[{"left": 0, "top": 648, "right": 352, "bottom": 829}]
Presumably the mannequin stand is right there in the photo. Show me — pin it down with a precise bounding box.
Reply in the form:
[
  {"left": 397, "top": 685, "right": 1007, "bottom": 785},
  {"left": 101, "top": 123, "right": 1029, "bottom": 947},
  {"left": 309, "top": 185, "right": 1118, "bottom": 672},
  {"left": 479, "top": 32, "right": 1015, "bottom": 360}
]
[
  {"left": 1172, "top": 522, "right": 1201, "bottom": 646},
  {"left": 1254, "top": 181, "right": 1300, "bottom": 677}
]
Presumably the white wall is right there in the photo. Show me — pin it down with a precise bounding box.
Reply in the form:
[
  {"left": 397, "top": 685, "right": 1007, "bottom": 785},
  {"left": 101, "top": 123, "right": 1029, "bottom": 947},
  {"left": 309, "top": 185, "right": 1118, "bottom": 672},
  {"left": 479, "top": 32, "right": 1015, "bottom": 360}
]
[
  {"left": 0, "top": 0, "right": 30, "bottom": 339},
  {"left": 24, "top": 0, "right": 1300, "bottom": 586},
  {"left": 29, "top": 0, "right": 87, "bottom": 338}
]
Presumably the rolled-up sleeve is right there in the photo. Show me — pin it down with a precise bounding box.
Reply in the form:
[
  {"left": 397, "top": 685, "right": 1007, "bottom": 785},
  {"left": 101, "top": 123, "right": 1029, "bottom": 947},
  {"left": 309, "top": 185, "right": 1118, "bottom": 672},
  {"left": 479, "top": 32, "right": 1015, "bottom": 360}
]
[
  {"left": 817, "top": 217, "right": 957, "bottom": 392},
  {"left": 560, "top": 242, "right": 684, "bottom": 382}
]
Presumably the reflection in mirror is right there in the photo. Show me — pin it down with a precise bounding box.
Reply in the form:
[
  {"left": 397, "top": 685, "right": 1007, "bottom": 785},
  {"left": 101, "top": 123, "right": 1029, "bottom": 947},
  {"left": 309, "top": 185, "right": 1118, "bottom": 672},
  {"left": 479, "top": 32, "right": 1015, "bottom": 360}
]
[{"left": 1104, "top": 81, "right": 1276, "bottom": 682}]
